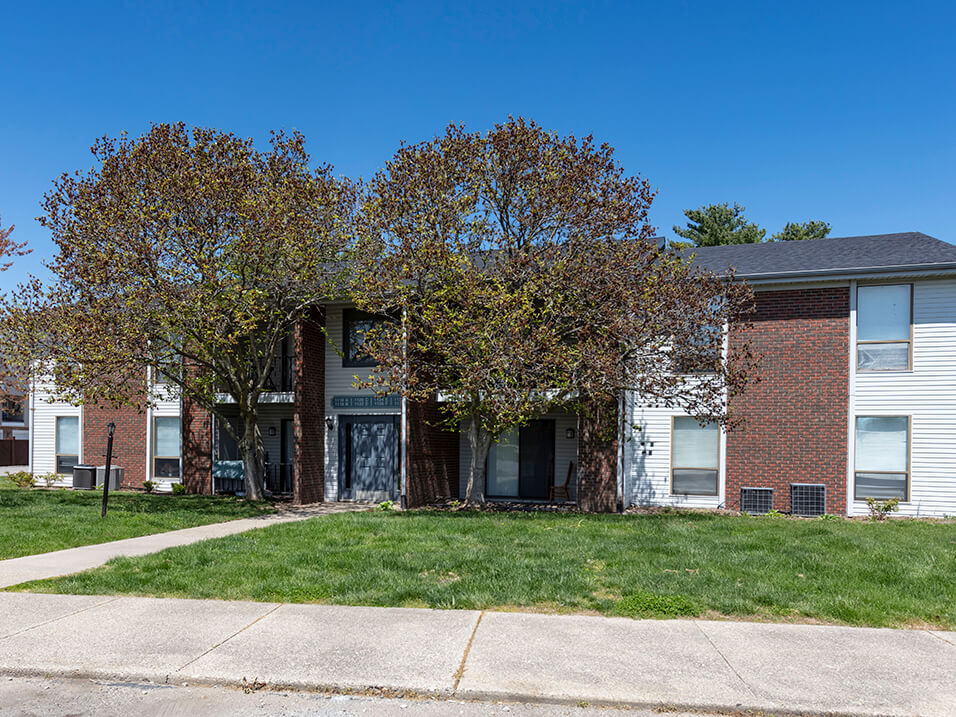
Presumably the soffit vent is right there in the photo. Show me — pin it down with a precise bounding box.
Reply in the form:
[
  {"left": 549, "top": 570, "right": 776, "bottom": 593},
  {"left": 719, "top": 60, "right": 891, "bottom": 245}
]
[
  {"left": 740, "top": 487, "right": 773, "bottom": 515},
  {"left": 791, "top": 483, "right": 826, "bottom": 517}
]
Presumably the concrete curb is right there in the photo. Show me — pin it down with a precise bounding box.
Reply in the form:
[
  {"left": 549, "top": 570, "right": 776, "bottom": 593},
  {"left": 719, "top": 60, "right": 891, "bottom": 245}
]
[{"left": 0, "top": 667, "right": 873, "bottom": 717}]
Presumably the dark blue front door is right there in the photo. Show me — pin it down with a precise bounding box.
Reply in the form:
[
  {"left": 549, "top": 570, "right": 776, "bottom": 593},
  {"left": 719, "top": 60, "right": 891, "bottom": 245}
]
[{"left": 338, "top": 415, "right": 399, "bottom": 501}]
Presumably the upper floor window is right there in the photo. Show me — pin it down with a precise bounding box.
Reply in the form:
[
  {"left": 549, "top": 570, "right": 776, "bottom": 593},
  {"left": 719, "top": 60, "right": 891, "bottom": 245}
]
[
  {"left": 1, "top": 398, "right": 24, "bottom": 424},
  {"left": 857, "top": 284, "right": 912, "bottom": 371},
  {"left": 671, "top": 417, "right": 719, "bottom": 496},
  {"left": 343, "top": 309, "right": 384, "bottom": 367}
]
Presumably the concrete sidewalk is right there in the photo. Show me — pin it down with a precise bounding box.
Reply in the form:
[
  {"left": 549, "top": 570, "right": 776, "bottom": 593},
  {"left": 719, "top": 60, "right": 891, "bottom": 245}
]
[
  {"left": 0, "top": 594, "right": 952, "bottom": 715},
  {"left": 0, "top": 503, "right": 366, "bottom": 588}
]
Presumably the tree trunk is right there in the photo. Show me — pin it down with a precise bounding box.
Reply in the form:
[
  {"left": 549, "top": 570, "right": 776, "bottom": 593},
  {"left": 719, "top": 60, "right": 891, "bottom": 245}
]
[
  {"left": 240, "top": 411, "right": 266, "bottom": 500},
  {"left": 465, "top": 416, "right": 493, "bottom": 505}
]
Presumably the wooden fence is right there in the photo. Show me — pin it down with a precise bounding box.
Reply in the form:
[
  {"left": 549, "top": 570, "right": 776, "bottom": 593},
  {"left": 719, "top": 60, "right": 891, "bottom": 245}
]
[{"left": 0, "top": 438, "right": 28, "bottom": 466}]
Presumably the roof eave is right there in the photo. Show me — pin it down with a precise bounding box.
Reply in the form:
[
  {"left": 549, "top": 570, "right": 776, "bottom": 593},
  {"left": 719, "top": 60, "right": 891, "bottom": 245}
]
[{"left": 729, "top": 261, "right": 956, "bottom": 283}]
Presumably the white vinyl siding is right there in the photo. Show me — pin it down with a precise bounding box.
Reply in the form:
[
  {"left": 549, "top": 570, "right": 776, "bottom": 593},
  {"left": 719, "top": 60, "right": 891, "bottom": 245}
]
[
  {"left": 623, "top": 403, "right": 725, "bottom": 509},
  {"left": 30, "top": 379, "right": 81, "bottom": 480},
  {"left": 324, "top": 305, "right": 400, "bottom": 501},
  {"left": 851, "top": 278, "right": 956, "bottom": 516}
]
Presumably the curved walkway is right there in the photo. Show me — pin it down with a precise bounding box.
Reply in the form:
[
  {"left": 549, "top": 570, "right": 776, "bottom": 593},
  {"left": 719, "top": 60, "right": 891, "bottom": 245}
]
[{"left": 0, "top": 503, "right": 367, "bottom": 588}]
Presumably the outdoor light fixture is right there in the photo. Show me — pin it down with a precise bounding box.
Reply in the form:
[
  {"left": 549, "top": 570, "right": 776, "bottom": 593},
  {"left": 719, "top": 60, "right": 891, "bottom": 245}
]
[
  {"left": 268, "top": 426, "right": 276, "bottom": 437},
  {"left": 566, "top": 427, "right": 576, "bottom": 440},
  {"left": 325, "top": 416, "right": 336, "bottom": 431}
]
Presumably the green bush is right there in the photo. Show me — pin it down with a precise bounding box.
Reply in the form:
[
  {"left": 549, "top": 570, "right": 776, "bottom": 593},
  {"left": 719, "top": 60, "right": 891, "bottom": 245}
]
[
  {"left": 865, "top": 496, "right": 900, "bottom": 521},
  {"left": 6, "top": 471, "right": 36, "bottom": 488},
  {"left": 378, "top": 500, "right": 395, "bottom": 513},
  {"left": 172, "top": 483, "right": 187, "bottom": 495},
  {"left": 614, "top": 590, "right": 700, "bottom": 619},
  {"left": 37, "top": 472, "right": 59, "bottom": 488},
  {"left": 142, "top": 480, "right": 156, "bottom": 493}
]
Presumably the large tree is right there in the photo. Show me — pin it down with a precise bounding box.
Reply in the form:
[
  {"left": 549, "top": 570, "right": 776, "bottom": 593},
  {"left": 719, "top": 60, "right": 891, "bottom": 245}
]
[
  {"left": 0, "top": 214, "right": 30, "bottom": 402},
  {"left": 673, "top": 203, "right": 832, "bottom": 247},
  {"left": 0, "top": 124, "right": 352, "bottom": 499},
  {"left": 350, "top": 119, "right": 756, "bottom": 504},
  {"left": 770, "top": 220, "right": 831, "bottom": 242},
  {"left": 0, "top": 213, "right": 28, "bottom": 273},
  {"left": 672, "top": 202, "right": 766, "bottom": 248}
]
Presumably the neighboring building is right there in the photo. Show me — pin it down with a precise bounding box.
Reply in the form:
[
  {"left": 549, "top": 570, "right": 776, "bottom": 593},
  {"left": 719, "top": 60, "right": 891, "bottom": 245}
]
[
  {"left": 28, "top": 232, "right": 956, "bottom": 517},
  {"left": 1, "top": 392, "right": 29, "bottom": 441}
]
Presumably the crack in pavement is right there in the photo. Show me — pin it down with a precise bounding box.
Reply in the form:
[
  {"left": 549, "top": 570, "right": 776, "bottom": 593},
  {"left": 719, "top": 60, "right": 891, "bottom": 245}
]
[
  {"left": 0, "top": 596, "right": 120, "bottom": 641},
  {"left": 453, "top": 610, "right": 484, "bottom": 691},
  {"left": 173, "top": 603, "right": 284, "bottom": 673},
  {"left": 694, "top": 620, "right": 760, "bottom": 700}
]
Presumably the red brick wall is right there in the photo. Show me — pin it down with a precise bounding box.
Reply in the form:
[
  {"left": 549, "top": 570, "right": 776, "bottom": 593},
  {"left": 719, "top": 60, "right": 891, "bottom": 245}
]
[
  {"left": 577, "top": 399, "right": 619, "bottom": 512},
  {"left": 726, "top": 287, "right": 849, "bottom": 514},
  {"left": 182, "top": 396, "right": 212, "bottom": 495},
  {"left": 82, "top": 404, "right": 147, "bottom": 488},
  {"left": 406, "top": 397, "right": 459, "bottom": 507},
  {"left": 293, "top": 308, "right": 325, "bottom": 504}
]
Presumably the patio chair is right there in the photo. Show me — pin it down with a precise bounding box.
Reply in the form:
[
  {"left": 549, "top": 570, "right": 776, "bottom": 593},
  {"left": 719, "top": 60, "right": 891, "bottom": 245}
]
[{"left": 549, "top": 461, "right": 574, "bottom": 503}]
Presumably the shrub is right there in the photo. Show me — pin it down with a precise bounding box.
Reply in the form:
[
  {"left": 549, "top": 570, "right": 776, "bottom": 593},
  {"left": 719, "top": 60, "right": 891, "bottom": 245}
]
[
  {"left": 6, "top": 471, "right": 36, "bottom": 488},
  {"left": 614, "top": 590, "right": 700, "bottom": 619},
  {"left": 37, "top": 472, "right": 59, "bottom": 488},
  {"left": 172, "top": 483, "right": 187, "bottom": 495},
  {"left": 378, "top": 500, "right": 395, "bottom": 513},
  {"left": 865, "top": 496, "right": 900, "bottom": 521},
  {"left": 142, "top": 480, "right": 156, "bottom": 493}
]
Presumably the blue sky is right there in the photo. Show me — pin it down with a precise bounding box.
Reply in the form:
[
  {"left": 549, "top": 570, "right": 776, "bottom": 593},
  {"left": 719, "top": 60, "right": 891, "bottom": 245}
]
[{"left": 2, "top": 1, "right": 954, "bottom": 285}]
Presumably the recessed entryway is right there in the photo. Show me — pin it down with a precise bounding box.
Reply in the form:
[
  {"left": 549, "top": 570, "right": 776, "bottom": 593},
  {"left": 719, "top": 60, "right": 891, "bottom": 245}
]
[{"left": 338, "top": 415, "right": 399, "bottom": 502}]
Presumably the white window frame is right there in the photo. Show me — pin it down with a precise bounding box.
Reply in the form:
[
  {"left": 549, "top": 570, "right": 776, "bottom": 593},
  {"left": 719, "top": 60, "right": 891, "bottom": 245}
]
[
  {"left": 856, "top": 283, "right": 913, "bottom": 372},
  {"left": 152, "top": 415, "right": 182, "bottom": 480},
  {"left": 853, "top": 415, "right": 910, "bottom": 502},
  {"left": 670, "top": 416, "right": 720, "bottom": 497},
  {"left": 55, "top": 415, "right": 80, "bottom": 475}
]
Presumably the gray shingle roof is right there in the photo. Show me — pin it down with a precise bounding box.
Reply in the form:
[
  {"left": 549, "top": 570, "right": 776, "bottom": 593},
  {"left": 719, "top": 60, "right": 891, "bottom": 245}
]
[{"left": 686, "top": 232, "right": 956, "bottom": 280}]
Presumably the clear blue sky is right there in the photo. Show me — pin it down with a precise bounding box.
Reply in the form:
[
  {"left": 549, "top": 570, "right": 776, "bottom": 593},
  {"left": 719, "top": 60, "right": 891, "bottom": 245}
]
[{"left": 2, "top": 1, "right": 954, "bottom": 285}]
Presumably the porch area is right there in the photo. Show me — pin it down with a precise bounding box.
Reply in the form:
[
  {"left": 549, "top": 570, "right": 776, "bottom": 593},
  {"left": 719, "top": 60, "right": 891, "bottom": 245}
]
[{"left": 212, "top": 404, "right": 295, "bottom": 496}]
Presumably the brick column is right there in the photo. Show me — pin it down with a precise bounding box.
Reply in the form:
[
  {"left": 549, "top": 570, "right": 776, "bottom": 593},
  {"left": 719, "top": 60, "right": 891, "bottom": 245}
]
[
  {"left": 293, "top": 308, "right": 325, "bottom": 504},
  {"left": 82, "top": 404, "right": 148, "bottom": 489},
  {"left": 577, "top": 399, "right": 619, "bottom": 512},
  {"left": 181, "top": 395, "right": 213, "bottom": 494},
  {"left": 406, "top": 397, "right": 459, "bottom": 507},
  {"left": 726, "top": 287, "right": 849, "bottom": 515}
]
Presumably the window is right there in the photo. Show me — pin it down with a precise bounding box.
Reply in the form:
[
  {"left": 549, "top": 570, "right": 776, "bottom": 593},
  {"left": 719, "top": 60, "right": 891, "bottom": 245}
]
[
  {"left": 854, "top": 416, "right": 909, "bottom": 501},
  {"left": 1, "top": 398, "right": 24, "bottom": 424},
  {"left": 153, "top": 416, "right": 181, "bottom": 479},
  {"left": 857, "top": 285, "right": 912, "bottom": 371},
  {"left": 55, "top": 416, "right": 79, "bottom": 474},
  {"left": 671, "top": 417, "right": 719, "bottom": 496},
  {"left": 343, "top": 309, "right": 383, "bottom": 367}
]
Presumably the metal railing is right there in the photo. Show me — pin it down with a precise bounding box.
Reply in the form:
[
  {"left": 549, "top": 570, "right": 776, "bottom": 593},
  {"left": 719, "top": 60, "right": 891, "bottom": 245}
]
[{"left": 265, "top": 462, "right": 294, "bottom": 495}]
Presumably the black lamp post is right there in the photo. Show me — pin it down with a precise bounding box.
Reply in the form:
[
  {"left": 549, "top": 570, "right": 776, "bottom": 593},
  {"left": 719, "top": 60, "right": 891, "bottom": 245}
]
[{"left": 101, "top": 421, "right": 115, "bottom": 518}]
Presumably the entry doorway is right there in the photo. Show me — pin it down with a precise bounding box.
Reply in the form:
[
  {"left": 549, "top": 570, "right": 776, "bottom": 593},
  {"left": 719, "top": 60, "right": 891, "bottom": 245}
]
[
  {"left": 338, "top": 415, "right": 399, "bottom": 502},
  {"left": 487, "top": 419, "right": 555, "bottom": 500}
]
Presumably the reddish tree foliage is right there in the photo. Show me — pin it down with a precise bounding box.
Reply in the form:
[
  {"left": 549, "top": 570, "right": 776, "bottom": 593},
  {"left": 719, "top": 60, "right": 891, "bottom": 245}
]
[
  {"left": 350, "top": 118, "right": 757, "bottom": 503},
  {"left": 0, "top": 125, "right": 352, "bottom": 498}
]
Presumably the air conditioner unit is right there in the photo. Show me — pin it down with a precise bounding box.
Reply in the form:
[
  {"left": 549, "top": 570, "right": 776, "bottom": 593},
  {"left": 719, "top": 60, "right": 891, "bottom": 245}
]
[
  {"left": 740, "top": 487, "right": 773, "bottom": 514},
  {"left": 790, "top": 483, "right": 826, "bottom": 517}
]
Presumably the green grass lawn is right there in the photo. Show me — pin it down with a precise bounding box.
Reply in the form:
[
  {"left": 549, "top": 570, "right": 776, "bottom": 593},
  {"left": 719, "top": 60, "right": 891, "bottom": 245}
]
[
  {"left": 0, "top": 479, "right": 275, "bottom": 559},
  {"left": 9, "top": 510, "right": 954, "bottom": 628}
]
